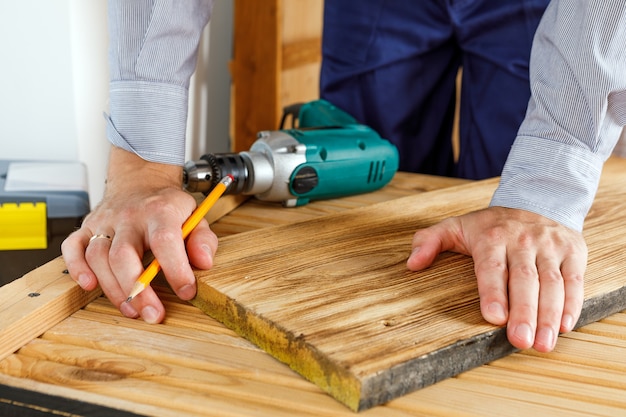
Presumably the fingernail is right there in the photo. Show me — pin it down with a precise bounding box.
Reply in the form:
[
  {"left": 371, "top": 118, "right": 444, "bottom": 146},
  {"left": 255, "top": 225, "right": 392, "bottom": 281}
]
[
  {"left": 537, "top": 327, "right": 556, "bottom": 350},
  {"left": 562, "top": 314, "right": 575, "bottom": 332},
  {"left": 487, "top": 302, "right": 507, "bottom": 322},
  {"left": 120, "top": 302, "right": 139, "bottom": 318},
  {"left": 514, "top": 323, "right": 533, "bottom": 345},
  {"left": 141, "top": 306, "right": 159, "bottom": 324},
  {"left": 411, "top": 247, "right": 420, "bottom": 256},
  {"left": 178, "top": 284, "right": 196, "bottom": 301},
  {"left": 77, "top": 273, "right": 91, "bottom": 289},
  {"left": 201, "top": 243, "right": 213, "bottom": 260}
]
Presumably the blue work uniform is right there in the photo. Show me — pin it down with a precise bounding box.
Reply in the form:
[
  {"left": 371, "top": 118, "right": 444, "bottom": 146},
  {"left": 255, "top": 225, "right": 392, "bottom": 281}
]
[{"left": 320, "top": 0, "right": 550, "bottom": 179}]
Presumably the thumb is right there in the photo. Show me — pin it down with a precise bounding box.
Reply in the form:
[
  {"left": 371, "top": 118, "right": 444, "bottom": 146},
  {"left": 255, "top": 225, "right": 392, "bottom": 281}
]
[
  {"left": 406, "top": 217, "right": 464, "bottom": 271},
  {"left": 186, "top": 220, "right": 219, "bottom": 270}
]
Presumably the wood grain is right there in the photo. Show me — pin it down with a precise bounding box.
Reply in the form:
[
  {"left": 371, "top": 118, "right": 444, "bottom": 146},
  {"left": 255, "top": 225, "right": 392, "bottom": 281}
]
[
  {"left": 0, "top": 373, "right": 192, "bottom": 417},
  {"left": 2, "top": 162, "right": 626, "bottom": 416},
  {"left": 200, "top": 193, "right": 249, "bottom": 224},
  {"left": 3, "top": 310, "right": 417, "bottom": 417},
  {"left": 191, "top": 160, "right": 626, "bottom": 411},
  {"left": 210, "top": 172, "right": 469, "bottom": 236},
  {"left": 0, "top": 190, "right": 242, "bottom": 364},
  {"left": 0, "top": 257, "right": 101, "bottom": 362},
  {"left": 232, "top": 0, "right": 281, "bottom": 151}
]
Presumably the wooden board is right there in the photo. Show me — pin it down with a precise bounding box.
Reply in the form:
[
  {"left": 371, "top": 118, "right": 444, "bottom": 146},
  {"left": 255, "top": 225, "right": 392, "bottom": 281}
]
[
  {"left": 1, "top": 163, "right": 626, "bottom": 416},
  {"left": 211, "top": 172, "right": 469, "bottom": 236},
  {"left": 191, "top": 160, "right": 626, "bottom": 411},
  {"left": 0, "top": 172, "right": 457, "bottom": 367},
  {"left": 231, "top": 0, "right": 324, "bottom": 152},
  {"left": 0, "top": 192, "right": 246, "bottom": 365},
  {"left": 0, "top": 257, "right": 101, "bottom": 362}
]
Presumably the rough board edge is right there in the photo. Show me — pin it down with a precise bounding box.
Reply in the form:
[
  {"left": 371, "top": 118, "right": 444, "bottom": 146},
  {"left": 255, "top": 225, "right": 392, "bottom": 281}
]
[
  {"left": 358, "top": 326, "right": 514, "bottom": 411},
  {"left": 575, "top": 284, "right": 626, "bottom": 329},
  {"left": 193, "top": 280, "right": 626, "bottom": 412},
  {"left": 359, "top": 282, "right": 626, "bottom": 411},
  {"left": 190, "top": 286, "right": 363, "bottom": 411}
]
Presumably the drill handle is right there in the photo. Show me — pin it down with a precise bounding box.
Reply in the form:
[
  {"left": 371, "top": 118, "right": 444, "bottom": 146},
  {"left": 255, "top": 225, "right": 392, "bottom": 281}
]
[{"left": 280, "top": 99, "right": 358, "bottom": 130}]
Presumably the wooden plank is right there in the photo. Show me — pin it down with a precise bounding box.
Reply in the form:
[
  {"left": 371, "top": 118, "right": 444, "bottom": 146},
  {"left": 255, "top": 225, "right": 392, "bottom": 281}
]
[
  {"left": 459, "top": 364, "right": 626, "bottom": 409},
  {"left": 231, "top": 0, "right": 324, "bottom": 151},
  {"left": 502, "top": 347, "right": 626, "bottom": 390},
  {"left": 388, "top": 376, "right": 623, "bottom": 417},
  {"left": 280, "top": 62, "right": 321, "bottom": 110},
  {"left": 232, "top": 0, "right": 282, "bottom": 152},
  {"left": 282, "top": 0, "right": 323, "bottom": 43},
  {"left": 2, "top": 163, "right": 625, "bottom": 416},
  {"left": 0, "top": 257, "right": 101, "bottom": 362},
  {"left": 0, "top": 170, "right": 454, "bottom": 365},
  {"left": 4, "top": 312, "right": 417, "bottom": 417},
  {"left": 0, "top": 188, "right": 244, "bottom": 364},
  {"left": 0, "top": 373, "right": 190, "bottom": 417},
  {"left": 3, "top": 343, "right": 322, "bottom": 417},
  {"left": 1, "top": 352, "right": 316, "bottom": 417},
  {"left": 191, "top": 159, "right": 626, "bottom": 411},
  {"left": 279, "top": 0, "right": 323, "bottom": 112},
  {"left": 282, "top": 38, "right": 321, "bottom": 70},
  {"left": 5, "top": 294, "right": 626, "bottom": 417},
  {"left": 201, "top": 193, "right": 249, "bottom": 225},
  {"left": 211, "top": 172, "right": 469, "bottom": 236}
]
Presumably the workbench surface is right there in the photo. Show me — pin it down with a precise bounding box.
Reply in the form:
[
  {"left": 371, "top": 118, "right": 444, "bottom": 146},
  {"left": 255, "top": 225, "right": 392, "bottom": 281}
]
[{"left": 1, "top": 164, "right": 625, "bottom": 416}]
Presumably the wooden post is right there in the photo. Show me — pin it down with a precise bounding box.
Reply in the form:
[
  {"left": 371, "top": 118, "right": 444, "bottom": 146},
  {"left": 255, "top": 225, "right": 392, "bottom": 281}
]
[{"left": 232, "top": 0, "right": 282, "bottom": 152}]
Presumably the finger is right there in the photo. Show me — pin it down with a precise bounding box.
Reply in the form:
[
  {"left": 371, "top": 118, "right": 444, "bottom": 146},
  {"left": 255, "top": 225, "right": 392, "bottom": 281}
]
[
  {"left": 61, "top": 229, "right": 99, "bottom": 291},
  {"left": 473, "top": 243, "right": 509, "bottom": 326},
  {"left": 407, "top": 218, "right": 464, "bottom": 271},
  {"left": 560, "top": 254, "right": 586, "bottom": 333},
  {"left": 126, "top": 286, "right": 166, "bottom": 324},
  {"left": 148, "top": 221, "right": 197, "bottom": 301},
  {"left": 534, "top": 255, "right": 565, "bottom": 352},
  {"left": 505, "top": 249, "right": 540, "bottom": 350},
  {"left": 106, "top": 226, "right": 166, "bottom": 322},
  {"left": 186, "top": 219, "right": 218, "bottom": 270},
  {"left": 84, "top": 233, "right": 139, "bottom": 319}
]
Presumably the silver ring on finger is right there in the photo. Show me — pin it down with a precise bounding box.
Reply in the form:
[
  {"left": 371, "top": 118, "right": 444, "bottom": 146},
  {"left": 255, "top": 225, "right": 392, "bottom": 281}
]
[{"left": 89, "top": 234, "right": 113, "bottom": 244}]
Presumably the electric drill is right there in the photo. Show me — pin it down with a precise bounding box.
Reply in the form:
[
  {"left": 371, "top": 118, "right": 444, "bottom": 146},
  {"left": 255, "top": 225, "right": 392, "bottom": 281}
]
[{"left": 182, "top": 99, "right": 399, "bottom": 207}]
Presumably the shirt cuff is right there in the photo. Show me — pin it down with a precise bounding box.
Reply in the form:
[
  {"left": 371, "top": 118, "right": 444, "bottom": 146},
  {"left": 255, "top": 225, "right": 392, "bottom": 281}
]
[
  {"left": 105, "top": 80, "right": 189, "bottom": 166},
  {"left": 489, "top": 136, "right": 604, "bottom": 232}
]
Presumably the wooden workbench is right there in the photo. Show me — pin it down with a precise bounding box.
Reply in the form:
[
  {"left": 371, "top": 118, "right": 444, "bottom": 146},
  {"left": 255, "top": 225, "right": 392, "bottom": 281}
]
[{"left": 1, "top": 162, "right": 626, "bottom": 416}]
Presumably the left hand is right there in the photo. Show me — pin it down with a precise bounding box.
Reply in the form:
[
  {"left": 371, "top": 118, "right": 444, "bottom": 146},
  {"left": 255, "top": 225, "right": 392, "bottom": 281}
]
[{"left": 407, "top": 206, "right": 587, "bottom": 352}]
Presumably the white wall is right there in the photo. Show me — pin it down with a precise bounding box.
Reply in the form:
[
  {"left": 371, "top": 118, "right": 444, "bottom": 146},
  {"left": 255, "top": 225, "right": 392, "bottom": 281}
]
[
  {"left": 187, "top": 0, "right": 233, "bottom": 158},
  {"left": 0, "top": 0, "right": 233, "bottom": 208},
  {"left": 69, "top": 0, "right": 111, "bottom": 208},
  {"left": 0, "top": 0, "right": 85, "bottom": 161}
]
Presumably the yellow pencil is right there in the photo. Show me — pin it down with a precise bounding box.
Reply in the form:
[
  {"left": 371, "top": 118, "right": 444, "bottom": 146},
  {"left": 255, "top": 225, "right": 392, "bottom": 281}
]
[{"left": 125, "top": 174, "right": 234, "bottom": 302}]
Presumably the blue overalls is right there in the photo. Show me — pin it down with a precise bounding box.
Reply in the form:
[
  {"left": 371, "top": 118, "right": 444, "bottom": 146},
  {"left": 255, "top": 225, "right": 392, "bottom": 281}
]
[{"left": 320, "top": 0, "right": 550, "bottom": 179}]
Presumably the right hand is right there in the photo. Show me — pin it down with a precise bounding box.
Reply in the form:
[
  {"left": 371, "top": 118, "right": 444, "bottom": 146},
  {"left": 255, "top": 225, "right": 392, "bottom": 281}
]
[{"left": 61, "top": 147, "right": 219, "bottom": 323}]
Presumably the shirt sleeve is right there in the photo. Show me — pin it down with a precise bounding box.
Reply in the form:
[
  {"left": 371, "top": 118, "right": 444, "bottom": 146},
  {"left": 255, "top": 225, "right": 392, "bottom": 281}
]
[
  {"left": 105, "top": 0, "right": 214, "bottom": 166},
  {"left": 490, "top": 0, "right": 626, "bottom": 231}
]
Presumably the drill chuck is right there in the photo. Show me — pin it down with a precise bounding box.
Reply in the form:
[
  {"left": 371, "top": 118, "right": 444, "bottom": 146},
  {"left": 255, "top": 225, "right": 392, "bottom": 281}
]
[
  {"left": 183, "top": 147, "right": 277, "bottom": 196},
  {"left": 183, "top": 153, "right": 249, "bottom": 194}
]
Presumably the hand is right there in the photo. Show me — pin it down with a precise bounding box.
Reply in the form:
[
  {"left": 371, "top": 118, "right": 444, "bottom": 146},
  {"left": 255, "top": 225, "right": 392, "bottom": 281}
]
[
  {"left": 61, "top": 147, "right": 218, "bottom": 323},
  {"left": 407, "top": 207, "right": 587, "bottom": 352}
]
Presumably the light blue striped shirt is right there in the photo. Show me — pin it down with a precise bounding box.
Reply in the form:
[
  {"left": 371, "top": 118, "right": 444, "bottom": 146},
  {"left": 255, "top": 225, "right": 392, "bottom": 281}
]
[
  {"left": 491, "top": 0, "right": 626, "bottom": 231},
  {"left": 106, "top": 0, "right": 214, "bottom": 165},
  {"left": 106, "top": 0, "right": 626, "bottom": 232}
]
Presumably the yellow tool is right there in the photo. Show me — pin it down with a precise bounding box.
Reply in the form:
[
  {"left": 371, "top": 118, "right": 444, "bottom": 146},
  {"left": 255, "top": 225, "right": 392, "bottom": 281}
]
[{"left": 0, "top": 202, "right": 47, "bottom": 250}]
